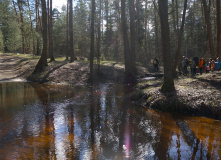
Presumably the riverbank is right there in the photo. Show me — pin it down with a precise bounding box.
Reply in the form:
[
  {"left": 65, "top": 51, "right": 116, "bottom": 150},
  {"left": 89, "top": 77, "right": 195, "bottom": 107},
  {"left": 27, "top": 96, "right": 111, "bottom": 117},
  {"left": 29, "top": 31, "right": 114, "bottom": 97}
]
[
  {"left": 0, "top": 53, "right": 149, "bottom": 85},
  {"left": 1, "top": 53, "right": 221, "bottom": 120},
  {"left": 134, "top": 72, "right": 221, "bottom": 120}
]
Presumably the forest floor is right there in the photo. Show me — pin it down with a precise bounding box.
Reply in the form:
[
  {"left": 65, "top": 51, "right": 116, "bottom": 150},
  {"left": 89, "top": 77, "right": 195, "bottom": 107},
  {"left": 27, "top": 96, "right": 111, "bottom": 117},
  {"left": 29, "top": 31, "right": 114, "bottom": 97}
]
[
  {"left": 1, "top": 53, "right": 221, "bottom": 120},
  {"left": 0, "top": 53, "right": 150, "bottom": 85},
  {"left": 135, "top": 71, "right": 221, "bottom": 120}
]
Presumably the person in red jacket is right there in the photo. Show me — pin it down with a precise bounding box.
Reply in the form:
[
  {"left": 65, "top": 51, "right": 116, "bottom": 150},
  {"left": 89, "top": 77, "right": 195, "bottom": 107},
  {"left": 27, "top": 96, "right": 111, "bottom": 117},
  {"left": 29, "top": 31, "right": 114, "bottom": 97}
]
[{"left": 198, "top": 58, "right": 205, "bottom": 75}]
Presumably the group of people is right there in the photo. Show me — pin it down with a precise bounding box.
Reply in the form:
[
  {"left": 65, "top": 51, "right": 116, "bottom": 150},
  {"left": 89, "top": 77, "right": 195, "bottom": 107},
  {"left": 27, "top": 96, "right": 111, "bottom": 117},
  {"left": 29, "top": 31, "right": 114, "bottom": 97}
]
[
  {"left": 152, "top": 56, "right": 221, "bottom": 75},
  {"left": 182, "top": 56, "right": 221, "bottom": 76}
]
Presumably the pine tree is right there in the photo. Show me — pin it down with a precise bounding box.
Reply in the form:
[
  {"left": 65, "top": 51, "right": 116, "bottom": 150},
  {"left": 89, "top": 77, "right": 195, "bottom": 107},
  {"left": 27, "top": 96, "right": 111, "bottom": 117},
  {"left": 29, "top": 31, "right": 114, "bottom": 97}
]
[
  {"left": 32, "top": 0, "right": 48, "bottom": 73},
  {"left": 159, "top": 0, "right": 175, "bottom": 92}
]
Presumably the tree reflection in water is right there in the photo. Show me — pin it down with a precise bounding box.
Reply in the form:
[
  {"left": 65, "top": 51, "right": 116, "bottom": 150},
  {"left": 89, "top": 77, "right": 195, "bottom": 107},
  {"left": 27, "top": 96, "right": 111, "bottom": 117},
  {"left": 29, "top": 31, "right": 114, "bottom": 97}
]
[{"left": 0, "top": 82, "right": 221, "bottom": 159}]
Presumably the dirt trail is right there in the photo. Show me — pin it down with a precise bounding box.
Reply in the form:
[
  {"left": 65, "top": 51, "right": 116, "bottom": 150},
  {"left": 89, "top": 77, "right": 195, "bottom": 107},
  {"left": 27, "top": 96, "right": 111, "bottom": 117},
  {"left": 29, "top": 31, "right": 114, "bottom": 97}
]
[{"left": 0, "top": 54, "right": 27, "bottom": 82}]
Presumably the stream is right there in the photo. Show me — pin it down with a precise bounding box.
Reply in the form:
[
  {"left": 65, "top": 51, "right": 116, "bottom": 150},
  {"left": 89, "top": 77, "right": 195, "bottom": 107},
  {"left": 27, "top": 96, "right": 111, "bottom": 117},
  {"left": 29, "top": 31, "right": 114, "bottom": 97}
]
[{"left": 0, "top": 82, "right": 221, "bottom": 159}]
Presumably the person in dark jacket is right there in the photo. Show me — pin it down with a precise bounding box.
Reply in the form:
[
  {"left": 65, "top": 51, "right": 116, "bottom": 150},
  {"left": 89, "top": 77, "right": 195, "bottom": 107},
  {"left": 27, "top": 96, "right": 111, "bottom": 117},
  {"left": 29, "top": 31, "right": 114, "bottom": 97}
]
[{"left": 153, "top": 57, "right": 159, "bottom": 72}]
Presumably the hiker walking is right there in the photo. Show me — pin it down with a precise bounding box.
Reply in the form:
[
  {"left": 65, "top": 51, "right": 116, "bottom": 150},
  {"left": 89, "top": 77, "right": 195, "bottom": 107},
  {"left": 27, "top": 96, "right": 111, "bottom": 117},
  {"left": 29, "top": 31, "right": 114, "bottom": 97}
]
[{"left": 153, "top": 57, "right": 159, "bottom": 72}]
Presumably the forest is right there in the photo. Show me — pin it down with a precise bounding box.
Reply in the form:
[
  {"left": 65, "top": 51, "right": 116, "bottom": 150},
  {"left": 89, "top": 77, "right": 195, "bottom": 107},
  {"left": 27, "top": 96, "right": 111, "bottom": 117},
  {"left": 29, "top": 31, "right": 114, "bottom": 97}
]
[
  {"left": 1, "top": 0, "right": 221, "bottom": 159},
  {"left": 0, "top": 0, "right": 221, "bottom": 87}
]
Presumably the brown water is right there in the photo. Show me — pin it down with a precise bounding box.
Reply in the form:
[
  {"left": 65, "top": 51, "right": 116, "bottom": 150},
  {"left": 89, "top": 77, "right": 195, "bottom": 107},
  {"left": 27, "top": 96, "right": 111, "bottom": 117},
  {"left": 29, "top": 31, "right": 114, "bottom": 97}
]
[{"left": 0, "top": 82, "right": 221, "bottom": 160}]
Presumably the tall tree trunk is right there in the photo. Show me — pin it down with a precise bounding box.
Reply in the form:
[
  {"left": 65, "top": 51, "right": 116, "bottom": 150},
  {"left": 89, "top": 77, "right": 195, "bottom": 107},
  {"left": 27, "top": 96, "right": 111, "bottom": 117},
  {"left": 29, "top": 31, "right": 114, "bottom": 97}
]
[
  {"left": 17, "top": 0, "right": 25, "bottom": 54},
  {"left": 172, "top": 0, "right": 177, "bottom": 57},
  {"left": 191, "top": 0, "right": 196, "bottom": 55},
  {"left": 27, "top": 0, "right": 35, "bottom": 55},
  {"left": 202, "top": 0, "right": 215, "bottom": 59},
  {"left": 121, "top": 0, "right": 130, "bottom": 81},
  {"left": 12, "top": 0, "right": 18, "bottom": 19},
  {"left": 105, "top": 0, "right": 109, "bottom": 60},
  {"left": 217, "top": 0, "right": 221, "bottom": 57},
  {"left": 36, "top": 0, "right": 40, "bottom": 55},
  {"left": 101, "top": 0, "right": 104, "bottom": 42},
  {"left": 69, "top": 0, "right": 74, "bottom": 62},
  {"left": 135, "top": 0, "right": 140, "bottom": 60},
  {"left": 144, "top": 0, "right": 148, "bottom": 56},
  {"left": 176, "top": 0, "right": 179, "bottom": 36},
  {"left": 154, "top": 7, "right": 159, "bottom": 57},
  {"left": 89, "top": 0, "right": 95, "bottom": 82},
  {"left": 172, "top": 0, "right": 177, "bottom": 36},
  {"left": 33, "top": 0, "right": 48, "bottom": 73},
  {"left": 97, "top": 0, "right": 101, "bottom": 73},
  {"left": 129, "top": 0, "right": 137, "bottom": 82},
  {"left": 66, "top": 0, "right": 69, "bottom": 60},
  {"left": 47, "top": 0, "right": 50, "bottom": 57},
  {"left": 158, "top": 0, "right": 175, "bottom": 92},
  {"left": 49, "top": 0, "right": 55, "bottom": 61},
  {"left": 173, "top": 0, "right": 188, "bottom": 74}
]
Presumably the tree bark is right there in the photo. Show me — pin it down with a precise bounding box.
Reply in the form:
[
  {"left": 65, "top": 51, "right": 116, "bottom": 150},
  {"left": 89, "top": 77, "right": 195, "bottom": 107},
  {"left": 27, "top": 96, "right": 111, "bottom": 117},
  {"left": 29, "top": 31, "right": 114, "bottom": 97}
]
[
  {"left": 97, "top": 0, "right": 101, "bottom": 73},
  {"left": 202, "top": 0, "right": 215, "bottom": 59},
  {"left": 66, "top": 0, "right": 69, "bottom": 60},
  {"left": 158, "top": 0, "right": 175, "bottom": 92},
  {"left": 33, "top": 0, "right": 48, "bottom": 73},
  {"left": 47, "top": 0, "right": 49, "bottom": 57},
  {"left": 49, "top": 0, "right": 55, "bottom": 61},
  {"left": 121, "top": 0, "right": 131, "bottom": 82},
  {"left": 145, "top": 0, "right": 148, "bottom": 56},
  {"left": 69, "top": 0, "right": 74, "bottom": 62},
  {"left": 173, "top": 0, "right": 188, "bottom": 74},
  {"left": 89, "top": 0, "right": 95, "bottom": 82},
  {"left": 17, "top": 0, "right": 25, "bottom": 54},
  {"left": 36, "top": 0, "right": 40, "bottom": 55},
  {"left": 217, "top": 0, "right": 221, "bottom": 57},
  {"left": 27, "top": 0, "right": 35, "bottom": 55},
  {"left": 105, "top": 0, "right": 109, "bottom": 60},
  {"left": 176, "top": 0, "right": 179, "bottom": 36},
  {"left": 12, "top": 0, "right": 20, "bottom": 24},
  {"left": 154, "top": 6, "right": 159, "bottom": 57},
  {"left": 129, "top": 0, "right": 137, "bottom": 82}
]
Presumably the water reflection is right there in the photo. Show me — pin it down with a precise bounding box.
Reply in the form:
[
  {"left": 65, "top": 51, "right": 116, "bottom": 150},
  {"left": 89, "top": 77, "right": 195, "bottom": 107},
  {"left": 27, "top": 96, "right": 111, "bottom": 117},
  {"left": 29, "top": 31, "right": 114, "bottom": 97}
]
[{"left": 0, "top": 82, "right": 221, "bottom": 159}]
